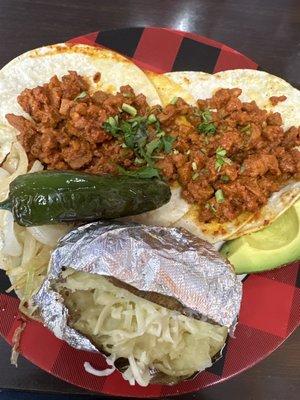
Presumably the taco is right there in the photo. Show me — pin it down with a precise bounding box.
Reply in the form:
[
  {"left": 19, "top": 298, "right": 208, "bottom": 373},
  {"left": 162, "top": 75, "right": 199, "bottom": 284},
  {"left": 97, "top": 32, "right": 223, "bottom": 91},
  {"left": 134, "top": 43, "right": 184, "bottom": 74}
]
[
  {"left": 0, "top": 43, "right": 163, "bottom": 303},
  {"left": 164, "top": 70, "right": 300, "bottom": 240}
]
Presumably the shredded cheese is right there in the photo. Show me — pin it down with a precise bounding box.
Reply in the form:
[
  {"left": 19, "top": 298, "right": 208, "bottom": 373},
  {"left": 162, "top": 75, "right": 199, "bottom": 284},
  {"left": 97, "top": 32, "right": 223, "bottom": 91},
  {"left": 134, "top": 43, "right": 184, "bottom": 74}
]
[{"left": 58, "top": 270, "right": 228, "bottom": 386}]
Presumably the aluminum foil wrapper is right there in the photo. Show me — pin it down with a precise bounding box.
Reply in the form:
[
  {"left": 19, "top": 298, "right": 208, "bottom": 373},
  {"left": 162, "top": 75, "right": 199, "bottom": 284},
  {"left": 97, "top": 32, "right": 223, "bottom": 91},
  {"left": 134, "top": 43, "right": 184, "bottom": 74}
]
[{"left": 34, "top": 221, "right": 242, "bottom": 353}]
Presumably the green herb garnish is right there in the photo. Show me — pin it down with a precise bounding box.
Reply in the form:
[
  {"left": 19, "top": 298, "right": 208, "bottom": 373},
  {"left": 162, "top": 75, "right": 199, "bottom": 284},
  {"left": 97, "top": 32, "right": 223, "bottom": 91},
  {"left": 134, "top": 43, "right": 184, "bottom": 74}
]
[
  {"left": 103, "top": 112, "right": 176, "bottom": 166},
  {"left": 215, "top": 189, "right": 225, "bottom": 203},
  {"left": 220, "top": 175, "right": 229, "bottom": 182},
  {"left": 103, "top": 116, "right": 120, "bottom": 137},
  {"left": 117, "top": 165, "right": 160, "bottom": 179},
  {"left": 215, "top": 147, "right": 231, "bottom": 171},
  {"left": 134, "top": 157, "right": 144, "bottom": 165},
  {"left": 197, "top": 110, "right": 216, "bottom": 135},
  {"left": 146, "top": 138, "right": 162, "bottom": 158},
  {"left": 162, "top": 135, "right": 175, "bottom": 153},
  {"left": 74, "top": 91, "right": 88, "bottom": 101},
  {"left": 156, "top": 131, "right": 165, "bottom": 138},
  {"left": 216, "top": 148, "right": 226, "bottom": 157},
  {"left": 192, "top": 172, "right": 199, "bottom": 180},
  {"left": 170, "top": 97, "right": 178, "bottom": 105},
  {"left": 198, "top": 122, "right": 217, "bottom": 134},
  {"left": 147, "top": 114, "right": 157, "bottom": 124},
  {"left": 122, "top": 103, "right": 137, "bottom": 116}
]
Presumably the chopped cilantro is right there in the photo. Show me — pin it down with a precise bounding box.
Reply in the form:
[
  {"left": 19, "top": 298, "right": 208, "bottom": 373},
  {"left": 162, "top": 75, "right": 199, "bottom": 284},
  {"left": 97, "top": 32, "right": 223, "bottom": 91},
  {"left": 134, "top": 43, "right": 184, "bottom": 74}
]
[
  {"left": 134, "top": 157, "right": 144, "bottom": 165},
  {"left": 197, "top": 110, "right": 217, "bottom": 135},
  {"left": 146, "top": 138, "right": 162, "bottom": 158},
  {"left": 103, "top": 116, "right": 120, "bottom": 137},
  {"left": 156, "top": 131, "right": 165, "bottom": 138},
  {"left": 215, "top": 147, "right": 232, "bottom": 171},
  {"left": 198, "top": 122, "right": 217, "bottom": 134},
  {"left": 162, "top": 135, "right": 175, "bottom": 153},
  {"left": 103, "top": 113, "right": 176, "bottom": 166},
  {"left": 216, "top": 148, "right": 226, "bottom": 157}
]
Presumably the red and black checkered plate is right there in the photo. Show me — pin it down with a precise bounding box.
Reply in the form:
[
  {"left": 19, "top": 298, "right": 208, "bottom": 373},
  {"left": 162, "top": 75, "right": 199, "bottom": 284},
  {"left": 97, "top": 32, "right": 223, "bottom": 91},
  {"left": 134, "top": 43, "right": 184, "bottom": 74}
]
[{"left": 0, "top": 27, "right": 299, "bottom": 398}]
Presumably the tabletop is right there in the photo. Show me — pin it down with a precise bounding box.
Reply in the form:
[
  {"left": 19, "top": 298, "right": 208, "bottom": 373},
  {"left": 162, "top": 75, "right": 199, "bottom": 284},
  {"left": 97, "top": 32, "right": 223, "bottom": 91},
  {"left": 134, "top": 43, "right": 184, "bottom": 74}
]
[{"left": 0, "top": 0, "right": 299, "bottom": 399}]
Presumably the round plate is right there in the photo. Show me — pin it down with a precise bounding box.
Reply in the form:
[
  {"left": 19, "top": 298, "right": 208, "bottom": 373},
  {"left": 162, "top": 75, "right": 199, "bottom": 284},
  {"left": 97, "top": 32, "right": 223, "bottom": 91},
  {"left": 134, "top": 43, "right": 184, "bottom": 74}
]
[{"left": 0, "top": 27, "right": 299, "bottom": 398}]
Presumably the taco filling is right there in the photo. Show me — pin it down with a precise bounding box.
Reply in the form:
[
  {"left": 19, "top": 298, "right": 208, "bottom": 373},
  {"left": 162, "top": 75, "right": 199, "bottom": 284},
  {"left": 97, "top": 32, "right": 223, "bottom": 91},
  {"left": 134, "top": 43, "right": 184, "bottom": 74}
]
[
  {"left": 157, "top": 88, "right": 299, "bottom": 223},
  {"left": 6, "top": 73, "right": 300, "bottom": 225}
]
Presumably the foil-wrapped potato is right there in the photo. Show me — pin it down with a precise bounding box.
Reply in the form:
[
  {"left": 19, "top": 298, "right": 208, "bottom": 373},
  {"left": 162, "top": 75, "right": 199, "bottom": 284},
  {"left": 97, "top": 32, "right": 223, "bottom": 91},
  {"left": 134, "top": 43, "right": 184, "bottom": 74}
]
[{"left": 34, "top": 221, "right": 242, "bottom": 386}]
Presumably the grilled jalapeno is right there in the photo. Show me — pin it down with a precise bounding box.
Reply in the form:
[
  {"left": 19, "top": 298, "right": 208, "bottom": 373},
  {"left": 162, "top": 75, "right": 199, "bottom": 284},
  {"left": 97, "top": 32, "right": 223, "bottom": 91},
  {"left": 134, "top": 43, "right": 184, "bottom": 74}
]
[{"left": 0, "top": 171, "right": 171, "bottom": 227}]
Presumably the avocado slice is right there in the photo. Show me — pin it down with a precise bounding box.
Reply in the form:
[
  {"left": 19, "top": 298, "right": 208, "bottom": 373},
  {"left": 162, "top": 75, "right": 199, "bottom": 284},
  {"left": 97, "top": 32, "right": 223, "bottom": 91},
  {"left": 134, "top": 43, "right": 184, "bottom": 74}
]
[{"left": 220, "top": 200, "right": 300, "bottom": 274}]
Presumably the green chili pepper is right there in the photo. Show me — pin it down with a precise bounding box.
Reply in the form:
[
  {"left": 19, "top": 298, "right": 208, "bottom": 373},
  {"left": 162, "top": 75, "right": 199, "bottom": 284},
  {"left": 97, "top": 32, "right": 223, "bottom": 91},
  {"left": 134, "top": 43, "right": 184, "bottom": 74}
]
[{"left": 0, "top": 171, "right": 171, "bottom": 227}]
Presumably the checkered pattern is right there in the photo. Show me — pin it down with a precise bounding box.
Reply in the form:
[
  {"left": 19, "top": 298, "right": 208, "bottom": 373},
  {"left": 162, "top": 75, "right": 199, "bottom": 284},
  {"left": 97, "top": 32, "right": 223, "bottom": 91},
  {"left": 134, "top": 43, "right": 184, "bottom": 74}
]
[
  {"left": 71, "top": 27, "right": 258, "bottom": 73},
  {"left": 0, "top": 27, "right": 298, "bottom": 398}
]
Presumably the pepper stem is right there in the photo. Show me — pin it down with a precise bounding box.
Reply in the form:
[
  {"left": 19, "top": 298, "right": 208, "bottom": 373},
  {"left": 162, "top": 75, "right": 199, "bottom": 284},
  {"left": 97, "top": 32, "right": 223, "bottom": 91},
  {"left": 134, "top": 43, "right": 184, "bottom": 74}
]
[{"left": 0, "top": 198, "right": 11, "bottom": 211}]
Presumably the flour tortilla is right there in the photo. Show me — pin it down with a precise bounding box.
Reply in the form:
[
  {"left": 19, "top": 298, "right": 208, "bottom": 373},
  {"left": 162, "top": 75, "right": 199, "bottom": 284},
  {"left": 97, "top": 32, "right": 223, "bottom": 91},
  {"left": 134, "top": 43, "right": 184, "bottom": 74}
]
[
  {"left": 166, "top": 69, "right": 300, "bottom": 129},
  {"left": 146, "top": 71, "right": 195, "bottom": 105},
  {"left": 0, "top": 43, "right": 162, "bottom": 129},
  {"left": 164, "top": 70, "right": 300, "bottom": 242},
  {"left": 0, "top": 124, "right": 14, "bottom": 164},
  {"left": 165, "top": 71, "right": 212, "bottom": 103},
  {"left": 124, "top": 185, "right": 190, "bottom": 227}
]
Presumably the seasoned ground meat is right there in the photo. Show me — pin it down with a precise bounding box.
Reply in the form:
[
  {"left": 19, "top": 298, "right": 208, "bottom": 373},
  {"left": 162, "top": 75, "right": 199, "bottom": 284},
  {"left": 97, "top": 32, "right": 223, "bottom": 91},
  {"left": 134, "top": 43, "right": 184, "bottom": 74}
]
[
  {"left": 6, "top": 73, "right": 300, "bottom": 224},
  {"left": 269, "top": 95, "right": 287, "bottom": 106},
  {"left": 6, "top": 72, "right": 149, "bottom": 173},
  {"left": 161, "top": 89, "right": 299, "bottom": 222}
]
